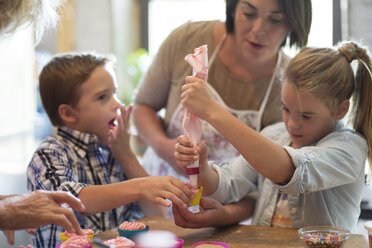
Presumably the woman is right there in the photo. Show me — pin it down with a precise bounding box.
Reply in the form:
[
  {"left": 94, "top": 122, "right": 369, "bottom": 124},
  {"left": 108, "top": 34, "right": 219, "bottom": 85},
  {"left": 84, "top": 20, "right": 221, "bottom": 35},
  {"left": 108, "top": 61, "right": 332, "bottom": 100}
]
[{"left": 133, "top": 0, "right": 312, "bottom": 182}]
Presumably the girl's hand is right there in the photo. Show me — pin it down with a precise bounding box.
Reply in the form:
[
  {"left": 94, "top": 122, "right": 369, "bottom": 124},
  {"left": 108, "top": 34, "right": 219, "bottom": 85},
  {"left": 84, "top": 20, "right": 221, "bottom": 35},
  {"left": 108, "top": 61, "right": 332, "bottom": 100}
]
[
  {"left": 181, "top": 76, "right": 220, "bottom": 121},
  {"left": 139, "top": 176, "right": 194, "bottom": 210},
  {"left": 108, "top": 104, "right": 132, "bottom": 161},
  {"left": 174, "top": 136, "right": 208, "bottom": 170},
  {"left": 154, "top": 137, "right": 184, "bottom": 173}
]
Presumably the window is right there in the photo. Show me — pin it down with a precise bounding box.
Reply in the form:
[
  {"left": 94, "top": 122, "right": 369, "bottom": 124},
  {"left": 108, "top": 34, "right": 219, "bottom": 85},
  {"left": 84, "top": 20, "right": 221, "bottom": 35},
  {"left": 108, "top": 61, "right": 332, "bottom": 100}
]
[{"left": 147, "top": 0, "right": 225, "bottom": 56}]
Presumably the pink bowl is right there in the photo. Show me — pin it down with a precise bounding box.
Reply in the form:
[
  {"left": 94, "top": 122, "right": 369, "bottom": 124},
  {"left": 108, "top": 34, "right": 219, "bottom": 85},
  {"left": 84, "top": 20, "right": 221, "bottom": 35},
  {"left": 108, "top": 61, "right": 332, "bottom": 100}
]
[
  {"left": 192, "top": 241, "right": 229, "bottom": 248},
  {"left": 174, "top": 238, "right": 184, "bottom": 248}
]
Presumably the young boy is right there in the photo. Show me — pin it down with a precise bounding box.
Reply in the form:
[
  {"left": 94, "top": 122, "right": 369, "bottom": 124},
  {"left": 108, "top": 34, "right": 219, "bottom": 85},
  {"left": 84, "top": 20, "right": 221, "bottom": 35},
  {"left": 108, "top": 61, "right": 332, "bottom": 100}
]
[{"left": 27, "top": 52, "right": 193, "bottom": 248}]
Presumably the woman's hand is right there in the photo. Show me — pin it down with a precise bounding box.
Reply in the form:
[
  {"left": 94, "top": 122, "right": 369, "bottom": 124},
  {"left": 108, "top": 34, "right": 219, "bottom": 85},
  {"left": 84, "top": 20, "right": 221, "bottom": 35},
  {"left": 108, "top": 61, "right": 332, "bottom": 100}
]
[
  {"left": 138, "top": 176, "right": 194, "bottom": 210},
  {"left": 181, "top": 76, "right": 221, "bottom": 122},
  {"left": 172, "top": 197, "right": 229, "bottom": 228},
  {"left": 0, "top": 191, "right": 85, "bottom": 244},
  {"left": 172, "top": 196, "right": 255, "bottom": 228}
]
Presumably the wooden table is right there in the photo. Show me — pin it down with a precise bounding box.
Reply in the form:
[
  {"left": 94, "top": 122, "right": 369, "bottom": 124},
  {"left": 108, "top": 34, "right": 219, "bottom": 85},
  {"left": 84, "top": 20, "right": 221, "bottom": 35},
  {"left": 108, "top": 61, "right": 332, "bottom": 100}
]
[{"left": 95, "top": 217, "right": 368, "bottom": 248}]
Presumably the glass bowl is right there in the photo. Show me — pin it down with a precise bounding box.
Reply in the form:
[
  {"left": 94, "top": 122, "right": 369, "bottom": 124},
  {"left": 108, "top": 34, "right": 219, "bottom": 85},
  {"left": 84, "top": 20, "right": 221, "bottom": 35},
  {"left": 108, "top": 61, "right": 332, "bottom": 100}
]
[
  {"left": 298, "top": 226, "right": 350, "bottom": 248},
  {"left": 117, "top": 224, "right": 150, "bottom": 240}
]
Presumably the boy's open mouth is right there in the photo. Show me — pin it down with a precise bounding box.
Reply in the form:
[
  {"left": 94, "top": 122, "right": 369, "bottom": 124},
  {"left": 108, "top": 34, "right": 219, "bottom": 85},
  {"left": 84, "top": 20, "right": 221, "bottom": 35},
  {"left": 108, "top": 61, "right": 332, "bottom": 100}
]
[{"left": 108, "top": 118, "right": 117, "bottom": 129}]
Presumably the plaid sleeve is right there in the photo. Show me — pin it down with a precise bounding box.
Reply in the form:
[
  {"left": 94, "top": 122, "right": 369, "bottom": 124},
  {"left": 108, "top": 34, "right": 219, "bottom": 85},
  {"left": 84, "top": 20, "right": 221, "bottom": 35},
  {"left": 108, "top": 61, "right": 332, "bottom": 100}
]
[{"left": 27, "top": 143, "right": 87, "bottom": 197}]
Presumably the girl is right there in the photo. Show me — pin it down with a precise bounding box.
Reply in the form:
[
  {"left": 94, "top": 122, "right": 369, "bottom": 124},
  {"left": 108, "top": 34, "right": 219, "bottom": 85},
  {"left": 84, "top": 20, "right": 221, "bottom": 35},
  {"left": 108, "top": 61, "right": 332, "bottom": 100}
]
[{"left": 174, "top": 41, "right": 372, "bottom": 231}]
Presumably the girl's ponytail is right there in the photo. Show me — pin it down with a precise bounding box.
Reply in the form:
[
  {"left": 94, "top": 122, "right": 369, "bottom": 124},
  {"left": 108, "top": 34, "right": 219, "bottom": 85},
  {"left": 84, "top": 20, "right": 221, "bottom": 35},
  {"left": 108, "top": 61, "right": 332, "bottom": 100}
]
[{"left": 339, "top": 42, "right": 372, "bottom": 165}]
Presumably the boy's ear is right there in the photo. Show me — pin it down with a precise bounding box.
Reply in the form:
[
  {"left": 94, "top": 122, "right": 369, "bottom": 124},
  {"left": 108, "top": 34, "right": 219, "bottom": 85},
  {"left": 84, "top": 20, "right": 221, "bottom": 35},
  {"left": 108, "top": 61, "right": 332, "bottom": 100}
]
[
  {"left": 59, "top": 104, "right": 77, "bottom": 124},
  {"left": 335, "top": 99, "right": 350, "bottom": 120}
]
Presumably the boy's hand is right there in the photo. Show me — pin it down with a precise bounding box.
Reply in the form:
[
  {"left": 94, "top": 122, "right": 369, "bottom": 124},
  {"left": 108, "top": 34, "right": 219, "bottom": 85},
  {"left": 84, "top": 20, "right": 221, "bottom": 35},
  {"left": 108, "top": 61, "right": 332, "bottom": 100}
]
[
  {"left": 174, "top": 136, "right": 208, "bottom": 170},
  {"left": 108, "top": 104, "right": 132, "bottom": 161},
  {"left": 139, "top": 176, "right": 194, "bottom": 210}
]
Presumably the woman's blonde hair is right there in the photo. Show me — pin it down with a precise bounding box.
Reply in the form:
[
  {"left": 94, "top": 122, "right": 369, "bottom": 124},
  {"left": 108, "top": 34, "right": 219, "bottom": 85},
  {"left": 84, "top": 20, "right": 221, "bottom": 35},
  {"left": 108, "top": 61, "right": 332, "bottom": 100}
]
[
  {"left": 285, "top": 41, "right": 372, "bottom": 165},
  {"left": 0, "top": 0, "right": 62, "bottom": 42}
]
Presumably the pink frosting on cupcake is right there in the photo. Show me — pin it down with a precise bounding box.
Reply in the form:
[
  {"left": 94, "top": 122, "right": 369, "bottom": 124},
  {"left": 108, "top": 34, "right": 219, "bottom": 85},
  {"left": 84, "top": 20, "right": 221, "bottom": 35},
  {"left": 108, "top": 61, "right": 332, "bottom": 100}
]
[
  {"left": 103, "top": 236, "right": 135, "bottom": 248},
  {"left": 59, "top": 235, "right": 92, "bottom": 248},
  {"left": 119, "top": 221, "right": 146, "bottom": 230},
  {"left": 65, "top": 229, "right": 94, "bottom": 237}
]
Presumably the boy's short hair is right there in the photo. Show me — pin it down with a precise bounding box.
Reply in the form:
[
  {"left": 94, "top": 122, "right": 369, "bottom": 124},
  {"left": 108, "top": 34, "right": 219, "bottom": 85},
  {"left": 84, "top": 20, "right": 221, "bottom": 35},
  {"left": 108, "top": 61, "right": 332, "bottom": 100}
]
[{"left": 39, "top": 52, "right": 112, "bottom": 126}]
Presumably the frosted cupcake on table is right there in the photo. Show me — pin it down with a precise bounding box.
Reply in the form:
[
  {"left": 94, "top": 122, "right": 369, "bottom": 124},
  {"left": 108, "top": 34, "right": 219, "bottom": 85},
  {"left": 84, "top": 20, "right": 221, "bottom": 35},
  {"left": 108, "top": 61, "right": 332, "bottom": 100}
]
[{"left": 103, "top": 236, "right": 135, "bottom": 248}]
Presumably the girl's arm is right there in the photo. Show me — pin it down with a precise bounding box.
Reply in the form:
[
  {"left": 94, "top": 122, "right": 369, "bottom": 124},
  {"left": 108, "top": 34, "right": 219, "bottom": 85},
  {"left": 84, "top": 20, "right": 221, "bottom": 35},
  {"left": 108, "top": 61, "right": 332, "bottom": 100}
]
[{"left": 182, "top": 76, "right": 295, "bottom": 183}]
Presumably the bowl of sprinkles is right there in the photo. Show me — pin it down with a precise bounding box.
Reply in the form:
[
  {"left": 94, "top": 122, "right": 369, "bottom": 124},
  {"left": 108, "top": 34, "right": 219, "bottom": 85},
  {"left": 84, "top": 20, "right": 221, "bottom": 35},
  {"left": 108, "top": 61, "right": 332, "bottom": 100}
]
[{"left": 298, "top": 226, "right": 350, "bottom": 248}]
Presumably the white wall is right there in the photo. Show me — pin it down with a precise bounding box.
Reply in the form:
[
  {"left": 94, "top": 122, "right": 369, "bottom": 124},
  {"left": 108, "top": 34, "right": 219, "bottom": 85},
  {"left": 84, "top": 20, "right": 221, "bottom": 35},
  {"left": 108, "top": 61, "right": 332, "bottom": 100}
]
[
  {"left": 347, "top": 0, "right": 372, "bottom": 50},
  {"left": 0, "top": 27, "right": 36, "bottom": 248}
]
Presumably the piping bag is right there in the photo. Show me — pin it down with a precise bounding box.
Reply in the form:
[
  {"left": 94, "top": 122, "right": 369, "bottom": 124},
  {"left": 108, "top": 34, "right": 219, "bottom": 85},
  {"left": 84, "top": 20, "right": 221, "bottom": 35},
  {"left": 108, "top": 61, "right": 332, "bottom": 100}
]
[{"left": 183, "top": 45, "right": 208, "bottom": 212}]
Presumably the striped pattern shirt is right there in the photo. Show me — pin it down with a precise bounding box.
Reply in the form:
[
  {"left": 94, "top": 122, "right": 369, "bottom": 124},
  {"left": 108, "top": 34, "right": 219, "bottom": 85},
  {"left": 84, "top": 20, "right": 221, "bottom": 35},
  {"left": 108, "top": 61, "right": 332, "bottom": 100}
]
[{"left": 27, "top": 126, "right": 144, "bottom": 248}]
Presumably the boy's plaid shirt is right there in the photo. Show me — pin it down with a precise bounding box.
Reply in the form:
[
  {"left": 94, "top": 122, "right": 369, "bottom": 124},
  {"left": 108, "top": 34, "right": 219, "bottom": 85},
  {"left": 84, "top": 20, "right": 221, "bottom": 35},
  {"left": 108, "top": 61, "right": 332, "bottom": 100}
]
[{"left": 27, "top": 126, "right": 144, "bottom": 248}]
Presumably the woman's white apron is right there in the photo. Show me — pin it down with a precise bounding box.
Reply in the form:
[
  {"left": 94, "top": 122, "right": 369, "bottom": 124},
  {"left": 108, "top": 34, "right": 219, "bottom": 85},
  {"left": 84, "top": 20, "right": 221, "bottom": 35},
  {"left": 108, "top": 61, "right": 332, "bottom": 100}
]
[{"left": 141, "top": 34, "right": 282, "bottom": 182}]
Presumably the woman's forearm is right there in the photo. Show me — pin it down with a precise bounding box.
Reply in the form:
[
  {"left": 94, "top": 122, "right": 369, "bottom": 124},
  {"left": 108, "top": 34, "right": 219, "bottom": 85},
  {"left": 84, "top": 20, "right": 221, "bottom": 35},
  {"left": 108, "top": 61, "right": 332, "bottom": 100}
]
[{"left": 132, "top": 104, "right": 168, "bottom": 149}]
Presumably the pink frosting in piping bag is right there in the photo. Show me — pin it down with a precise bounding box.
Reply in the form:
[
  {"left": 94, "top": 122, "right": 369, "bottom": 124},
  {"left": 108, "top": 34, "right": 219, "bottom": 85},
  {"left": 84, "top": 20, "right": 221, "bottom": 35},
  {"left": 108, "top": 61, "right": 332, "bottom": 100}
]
[{"left": 183, "top": 45, "right": 208, "bottom": 187}]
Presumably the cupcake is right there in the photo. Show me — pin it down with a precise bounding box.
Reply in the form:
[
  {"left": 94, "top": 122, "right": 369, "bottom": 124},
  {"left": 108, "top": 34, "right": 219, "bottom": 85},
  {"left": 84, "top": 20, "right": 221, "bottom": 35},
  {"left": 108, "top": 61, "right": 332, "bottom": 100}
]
[
  {"left": 57, "top": 235, "right": 92, "bottom": 248},
  {"left": 119, "top": 221, "right": 147, "bottom": 230},
  {"left": 103, "top": 236, "right": 135, "bottom": 248},
  {"left": 117, "top": 221, "right": 149, "bottom": 240},
  {"left": 60, "top": 229, "right": 94, "bottom": 242}
]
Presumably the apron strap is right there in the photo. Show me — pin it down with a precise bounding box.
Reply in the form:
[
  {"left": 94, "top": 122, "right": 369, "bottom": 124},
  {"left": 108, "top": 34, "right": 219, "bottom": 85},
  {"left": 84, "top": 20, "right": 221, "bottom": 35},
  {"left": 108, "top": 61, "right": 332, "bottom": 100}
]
[
  {"left": 256, "top": 51, "right": 282, "bottom": 130},
  {"left": 209, "top": 33, "right": 227, "bottom": 65}
]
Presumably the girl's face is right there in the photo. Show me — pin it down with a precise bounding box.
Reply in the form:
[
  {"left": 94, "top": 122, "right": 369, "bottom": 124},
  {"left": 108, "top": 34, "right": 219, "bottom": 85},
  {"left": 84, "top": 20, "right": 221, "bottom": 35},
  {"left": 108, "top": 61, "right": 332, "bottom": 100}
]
[
  {"left": 72, "top": 65, "right": 121, "bottom": 144},
  {"left": 233, "top": 0, "right": 289, "bottom": 63},
  {"left": 281, "top": 81, "right": 339, "bottom": 149}
]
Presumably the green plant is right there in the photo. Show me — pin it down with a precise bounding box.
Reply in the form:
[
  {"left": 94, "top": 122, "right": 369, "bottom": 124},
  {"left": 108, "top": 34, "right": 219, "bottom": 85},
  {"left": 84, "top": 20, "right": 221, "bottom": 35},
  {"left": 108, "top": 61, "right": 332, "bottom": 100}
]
[{"left": 120, "top": 48, "right": 150, "bottom": 105}]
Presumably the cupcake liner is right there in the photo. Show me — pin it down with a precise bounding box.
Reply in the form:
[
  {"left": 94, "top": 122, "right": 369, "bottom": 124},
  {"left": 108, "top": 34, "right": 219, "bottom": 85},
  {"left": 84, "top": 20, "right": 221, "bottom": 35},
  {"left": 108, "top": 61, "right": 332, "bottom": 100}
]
[
  {"left": 117, "top": 224, "right": 150, "bottom": 240},
  {"left": 190, "top": 186, "right": 203, "bottom": 207},
  {"left": 174, "top": 238, "right": 184, "bottom": 248},
  {"left": 59, "top": 232, "right": 94, "bottom": 242}
]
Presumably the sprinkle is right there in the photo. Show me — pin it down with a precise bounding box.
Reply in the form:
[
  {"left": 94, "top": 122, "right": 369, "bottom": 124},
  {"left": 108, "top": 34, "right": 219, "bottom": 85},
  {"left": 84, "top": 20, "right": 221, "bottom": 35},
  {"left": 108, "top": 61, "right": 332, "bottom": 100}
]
[{"left": 302, "top": 232, "right": 347, "bottom": 248}]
